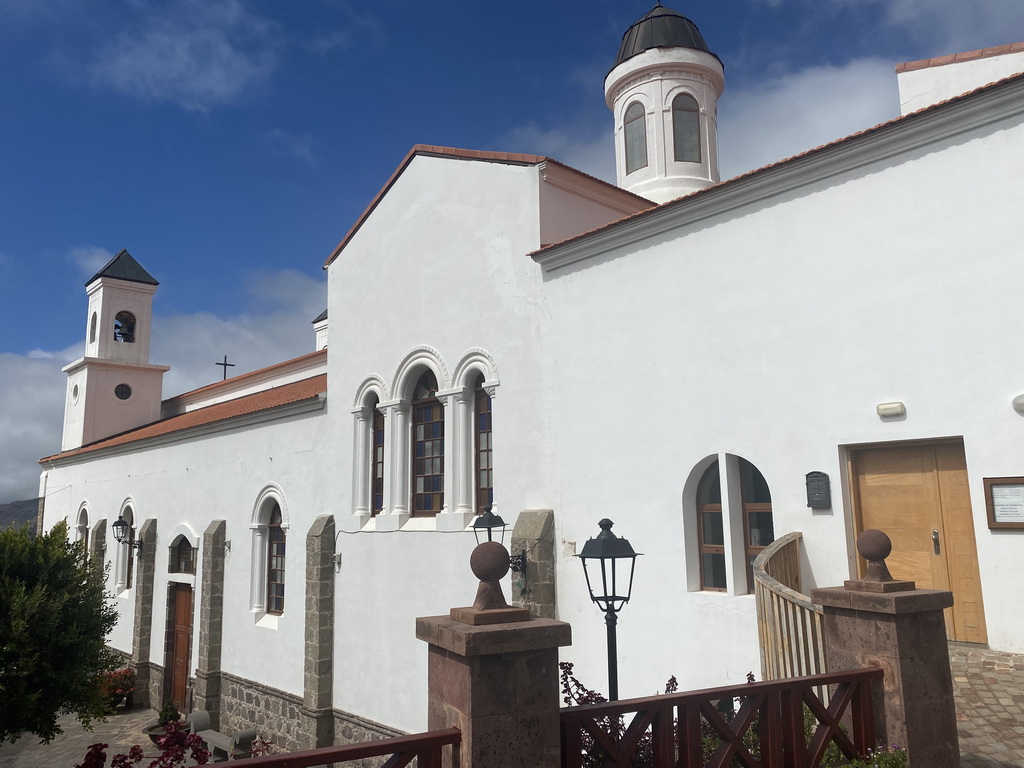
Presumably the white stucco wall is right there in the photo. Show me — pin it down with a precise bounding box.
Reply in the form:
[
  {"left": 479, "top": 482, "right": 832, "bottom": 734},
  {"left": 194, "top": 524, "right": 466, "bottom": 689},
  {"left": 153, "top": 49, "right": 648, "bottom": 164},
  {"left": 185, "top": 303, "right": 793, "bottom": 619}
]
[
  {"left": 537, "top": 93, "right": 1024, "bottom": 697},
  {"left": 899, "top": 50, "right": 1024, "bottom": 114}
]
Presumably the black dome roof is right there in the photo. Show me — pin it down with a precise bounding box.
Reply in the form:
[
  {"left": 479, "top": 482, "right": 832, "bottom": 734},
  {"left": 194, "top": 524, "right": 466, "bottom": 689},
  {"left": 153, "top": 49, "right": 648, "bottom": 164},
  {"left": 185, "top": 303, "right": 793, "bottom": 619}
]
[{"left": 614, "top": 4, "right": 719, "bottom": 67}]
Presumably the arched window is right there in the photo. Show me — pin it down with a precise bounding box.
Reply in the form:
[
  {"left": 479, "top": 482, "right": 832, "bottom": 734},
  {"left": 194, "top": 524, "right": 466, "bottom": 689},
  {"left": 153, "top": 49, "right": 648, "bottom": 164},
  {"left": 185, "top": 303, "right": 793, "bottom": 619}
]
[
  {"left": 114, "top": 311, "right": 135, "bottom": 343},
  {"left": 624, "top": 102, "right": 648, "bottom": 174},
  {"left": 172, "top": 537, "right": 196, "bottom": 575},
  {"left": 371, "top": 401, "right": 385, "bottom": 516},
  {"left": 266, "top": 503, "right": 285, "bottom": 614},
  {"left": 672, "top": 93, "right": 701, "bottom": 163},
  {"left": 76, "top": 506, "right": 90, "bottom": 555},
  {"left": 740, "top": 459, "right": 774, "bottom": 589},
  {"left": 89, "top": 313, "right": 97, "bottom": 345},
  {"left": 412, "top": 370, "right": 444, "bottom": 516},
  {"left": 474, "top": 375, "right": 492, "bottom": 514},
  {"left": 115, "top": 506, "right": 136, "bottom": 591},
  {"left": 697, "top": 462, "right": 726, "bottom": 591}
]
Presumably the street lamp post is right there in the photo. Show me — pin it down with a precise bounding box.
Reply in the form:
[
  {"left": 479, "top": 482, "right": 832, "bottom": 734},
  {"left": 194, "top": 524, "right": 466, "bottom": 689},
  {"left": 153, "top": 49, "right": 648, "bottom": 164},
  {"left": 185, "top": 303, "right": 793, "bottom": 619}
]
[{"left": 577, "top": 518, "right": 640, "bottom": 701}]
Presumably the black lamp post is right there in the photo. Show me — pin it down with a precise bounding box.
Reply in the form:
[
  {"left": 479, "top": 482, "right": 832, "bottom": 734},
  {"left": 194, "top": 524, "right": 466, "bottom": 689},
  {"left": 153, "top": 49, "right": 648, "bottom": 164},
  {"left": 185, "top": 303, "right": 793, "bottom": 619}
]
[
  {"left": 111, "top": 514, "right": 141, "bottom": 553},
  {"left": 578, "top": 518, "right": 640, "bottom": 701},
  {"left": 472, "top": 506, "right": 527, "bottom": 576}
]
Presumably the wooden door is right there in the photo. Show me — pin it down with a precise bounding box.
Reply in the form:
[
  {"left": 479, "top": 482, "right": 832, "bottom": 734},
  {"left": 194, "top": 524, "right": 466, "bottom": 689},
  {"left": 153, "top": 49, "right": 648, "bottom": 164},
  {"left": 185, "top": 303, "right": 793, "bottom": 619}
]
[
  {"left": 169, "top": 584, "right": 193, "bottom": 707},
  {"left": 851, "top": 441, "right": 987, "bottom": 644}
]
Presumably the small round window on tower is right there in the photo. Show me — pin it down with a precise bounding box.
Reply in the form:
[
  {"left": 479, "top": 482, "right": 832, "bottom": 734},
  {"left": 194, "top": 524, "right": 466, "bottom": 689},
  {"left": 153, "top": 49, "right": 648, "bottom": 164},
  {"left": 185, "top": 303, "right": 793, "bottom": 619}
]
[
  {"left": 71, "top": 384, "right": 80, "bottom": 404},
  {"left": 115, "top": 384, "right": 132, "bottom": 400}
]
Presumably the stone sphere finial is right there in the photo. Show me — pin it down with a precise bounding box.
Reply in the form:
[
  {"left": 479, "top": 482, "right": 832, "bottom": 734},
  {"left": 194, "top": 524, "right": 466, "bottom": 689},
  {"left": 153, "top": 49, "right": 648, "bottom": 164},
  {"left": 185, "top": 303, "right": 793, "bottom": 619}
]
[
  {"left": 470, "top": 541, "right": 511, "bottom": 582},
  {"left": 857, "top": 528, "right": 892, "bottom": 563}
]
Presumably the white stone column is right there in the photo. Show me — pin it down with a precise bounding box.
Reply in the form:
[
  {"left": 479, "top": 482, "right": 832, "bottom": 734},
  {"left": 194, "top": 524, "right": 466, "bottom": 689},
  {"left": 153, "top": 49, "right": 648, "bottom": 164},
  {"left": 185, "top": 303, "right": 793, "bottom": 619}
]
[
  {"left": 250, "top": 525, "right": 267, "bottom": 612},
  {"left": 720, "top": 452, "right": 747, "bottom": 596},
  {"left": 351, "top": 407, "right": 371, "bottom": 526},
  {"left": 438, "top": 388, "right": 474, "bottom": 531},
  {"left": 379, "top": 401, "right": 410, "bottom": 531}
]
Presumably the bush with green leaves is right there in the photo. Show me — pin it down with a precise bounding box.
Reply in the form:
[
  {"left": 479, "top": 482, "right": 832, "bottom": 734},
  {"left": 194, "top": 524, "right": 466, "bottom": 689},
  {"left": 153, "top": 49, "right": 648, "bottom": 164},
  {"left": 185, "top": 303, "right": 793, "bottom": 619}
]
[{"left": 0, "top": 521, "right": 119, "bottom": 743}]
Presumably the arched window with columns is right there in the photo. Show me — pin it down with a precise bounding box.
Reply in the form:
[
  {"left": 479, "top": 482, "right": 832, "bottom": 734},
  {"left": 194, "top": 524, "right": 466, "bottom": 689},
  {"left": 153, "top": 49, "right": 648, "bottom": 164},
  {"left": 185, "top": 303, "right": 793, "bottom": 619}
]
[
  {"left": 250, "top": 487, "right": 287, "bottom": 615},
  {"left": 474, "top": 374, "right": 493, "bottom": 514},
  {"left": 76, "top": 505, "right": 90, "bottom": 557},
  {"left": 115, "top": 504, "right": 136, "bottom": 592},
  {"left": 412, "top": 370, "right": 444, "bottom": 516}
]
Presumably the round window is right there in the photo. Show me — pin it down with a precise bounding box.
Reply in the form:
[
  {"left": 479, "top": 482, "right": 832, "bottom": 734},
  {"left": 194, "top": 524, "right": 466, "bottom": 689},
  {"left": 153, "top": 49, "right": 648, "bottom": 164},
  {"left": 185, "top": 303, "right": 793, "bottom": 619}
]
[
  {"left": 71, "top": 384, "right": 80, "bottom": 404},
  {"left": 114, "top": 384, "right": 132, "bottom": 400}
]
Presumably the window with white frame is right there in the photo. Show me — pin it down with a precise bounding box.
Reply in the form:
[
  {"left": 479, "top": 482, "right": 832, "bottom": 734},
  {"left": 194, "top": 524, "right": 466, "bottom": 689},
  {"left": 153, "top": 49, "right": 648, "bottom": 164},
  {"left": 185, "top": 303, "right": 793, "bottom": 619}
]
[
  {"left": 474, "top": 375, "right": 493, "bottom": 514},
  {"left": 694, "top": 457, "right": 774, "bottom": 593},
  {"left": 624, "top": 101, "right": 648, "bottom": 174},
  {"left": 250, "top": 490, "right": 287, "bottom": 615},
  {"left": 412, "top": 370, "right": 444, "bottom": 516},
  {"left": 76, "top": 506, "right": 90, "bottom": 557},
  {"left": 115, "top": 505, "right": 136, "bottom": 591},
  {"left": 672, "top": 93, "right": 701, "bottom": 163}
]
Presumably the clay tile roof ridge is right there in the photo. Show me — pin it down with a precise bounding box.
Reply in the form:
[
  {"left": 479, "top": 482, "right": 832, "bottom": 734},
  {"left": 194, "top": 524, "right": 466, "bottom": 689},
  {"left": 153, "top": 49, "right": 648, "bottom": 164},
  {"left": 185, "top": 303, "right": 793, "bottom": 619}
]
[{"left": 896, "top": 40, "right": 1024, "bottom": 73}]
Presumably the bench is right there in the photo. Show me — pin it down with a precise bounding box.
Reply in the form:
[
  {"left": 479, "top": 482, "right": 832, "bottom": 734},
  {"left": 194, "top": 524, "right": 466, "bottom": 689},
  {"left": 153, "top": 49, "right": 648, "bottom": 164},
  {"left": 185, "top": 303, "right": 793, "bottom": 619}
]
[{"left": 186, "top": 710, "right": 257, "bottom": 762}]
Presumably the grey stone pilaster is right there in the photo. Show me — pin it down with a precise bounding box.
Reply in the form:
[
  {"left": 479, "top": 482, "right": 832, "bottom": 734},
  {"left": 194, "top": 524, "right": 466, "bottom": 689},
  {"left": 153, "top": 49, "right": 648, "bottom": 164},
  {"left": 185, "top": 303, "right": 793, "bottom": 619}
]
[
  {"left": 510, "top": 509, "right": 557, "bottom": 619},
  {"left": 194, "top": 520, "right": 227, "bottom": 726},
  {"left": 132, "top": 519, "right": 158, "bottom": 707},
  {"left": 90, "top": 519, "right": 107, "bottom": 565},
  {"left": 35, "top": 495, "right": 45, "bottom": 537},
  {"left": 300, "top": 515, "right": 335, "bottom": 750}
]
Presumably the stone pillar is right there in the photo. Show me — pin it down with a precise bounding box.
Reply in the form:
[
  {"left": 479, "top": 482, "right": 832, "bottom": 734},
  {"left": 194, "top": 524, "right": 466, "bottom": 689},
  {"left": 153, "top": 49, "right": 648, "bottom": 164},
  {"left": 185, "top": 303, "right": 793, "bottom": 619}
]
[
  {"left": 194, "top": 520, "right": 226, "bottom": 726},
  {"left": 132, "top": 519, "right": 158, "bottom": 708},
  {"left": 416, "top": 541, "right": 572, "bottom": 768},
  {"left": 510, "top": 509, "right": 556, "bottom": 619},
  {"left": 811, "top": 530, "right": 960, "bottom": 768},
  {"left": 300, "top": 515, "right": 335, "bottom": 750}
]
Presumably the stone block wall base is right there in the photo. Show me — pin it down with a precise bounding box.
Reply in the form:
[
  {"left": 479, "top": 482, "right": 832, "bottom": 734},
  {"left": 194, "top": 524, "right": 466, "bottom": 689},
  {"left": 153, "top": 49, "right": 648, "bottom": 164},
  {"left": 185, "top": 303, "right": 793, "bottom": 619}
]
[
  {"left": 193, "top": 670, "right": 223, "bottom": 729},
  {"left": 298, "top": 707, "right": 334, "bottom": 750}
]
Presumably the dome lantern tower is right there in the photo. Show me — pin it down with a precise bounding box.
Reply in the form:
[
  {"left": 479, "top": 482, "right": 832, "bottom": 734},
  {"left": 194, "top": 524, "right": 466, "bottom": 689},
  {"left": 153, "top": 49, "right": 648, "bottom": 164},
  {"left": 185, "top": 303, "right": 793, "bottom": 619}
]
[{"left": 605, "top": 4, "right": 725, "bottom": 203}]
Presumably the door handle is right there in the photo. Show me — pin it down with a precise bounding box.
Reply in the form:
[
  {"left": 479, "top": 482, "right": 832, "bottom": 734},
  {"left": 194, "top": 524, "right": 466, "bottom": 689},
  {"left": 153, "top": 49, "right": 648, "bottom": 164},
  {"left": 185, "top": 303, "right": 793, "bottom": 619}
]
[{"left": 932, "top": 529, "right": 940, "bottom": 555}]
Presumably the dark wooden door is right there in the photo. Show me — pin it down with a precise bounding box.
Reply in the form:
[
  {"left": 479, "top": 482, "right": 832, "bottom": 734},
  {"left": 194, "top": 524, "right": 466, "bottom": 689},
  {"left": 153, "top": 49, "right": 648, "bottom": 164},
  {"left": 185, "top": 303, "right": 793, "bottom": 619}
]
[{"left": 170, "top": 584, "right": 193, "bottom": 707}]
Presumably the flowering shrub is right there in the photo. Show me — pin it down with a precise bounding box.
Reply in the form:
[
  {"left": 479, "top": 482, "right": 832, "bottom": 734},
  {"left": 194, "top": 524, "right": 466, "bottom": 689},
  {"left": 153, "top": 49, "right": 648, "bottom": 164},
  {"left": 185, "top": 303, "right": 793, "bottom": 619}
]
[
  {"left": 101, "top": 668, "right": 136, "bottom": 700},
  {"left": 847, "top": 744, "right": 909, "bottom": 768},
  {"left": 75, "top": 721, "right": 210, "bottom": 768}
]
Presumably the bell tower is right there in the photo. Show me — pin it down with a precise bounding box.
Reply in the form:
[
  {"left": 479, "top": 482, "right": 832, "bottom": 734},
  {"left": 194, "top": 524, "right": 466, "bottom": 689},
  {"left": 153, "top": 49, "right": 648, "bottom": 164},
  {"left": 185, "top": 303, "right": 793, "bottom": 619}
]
[
  {"left": 606, "top": 4, "right": 725, "bottom": 204},
  {"left": 61, "top": 249, "right": 170, "bottom": 451}
]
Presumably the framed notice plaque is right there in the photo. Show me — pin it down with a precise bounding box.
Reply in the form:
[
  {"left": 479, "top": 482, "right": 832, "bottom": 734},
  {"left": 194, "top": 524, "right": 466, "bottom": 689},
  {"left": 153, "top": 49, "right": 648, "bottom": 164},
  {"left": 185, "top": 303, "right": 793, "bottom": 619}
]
[{"left": 983, "top": 477, "right": 1024, "bottom": 529}]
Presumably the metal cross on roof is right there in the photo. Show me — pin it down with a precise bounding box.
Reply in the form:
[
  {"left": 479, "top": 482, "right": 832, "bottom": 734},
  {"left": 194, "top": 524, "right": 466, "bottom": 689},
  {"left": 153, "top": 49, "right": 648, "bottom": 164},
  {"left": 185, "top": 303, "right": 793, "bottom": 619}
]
[{"left": 216, "top": 355, "right": 236, "bottom": 381}]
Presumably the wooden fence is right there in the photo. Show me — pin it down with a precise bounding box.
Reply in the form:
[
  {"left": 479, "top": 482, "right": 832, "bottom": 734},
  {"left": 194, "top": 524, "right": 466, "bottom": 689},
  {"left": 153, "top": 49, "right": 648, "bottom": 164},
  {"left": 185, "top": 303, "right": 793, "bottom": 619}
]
[
  {"left": 753, "top": 532, "right": 827, "bottom": 684},
  {"left": 559, "top": 667, "right": 882, "bottom": 768},
  {"left": 235, "top": 727, "right": 460, "bottom": 768}
]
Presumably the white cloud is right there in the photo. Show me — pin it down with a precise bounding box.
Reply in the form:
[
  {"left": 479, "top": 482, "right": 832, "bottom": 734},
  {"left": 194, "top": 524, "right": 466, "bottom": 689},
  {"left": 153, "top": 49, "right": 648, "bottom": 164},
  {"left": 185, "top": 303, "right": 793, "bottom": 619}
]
[
  {"left": 89, "top": 0, "right": 280, "bottom": 113},
  {"left": 500, "top": 120, "right": 616, "bottom": 183},
  {"left": 68, "top": 245, "right": 114, "bottom": 278},
  {"left": 852, "top": 0, "right": 1024, "bottom": 55},
  {"left": 719, "top": 57, "right": 898, "bottom": 179},
  {"left": 0, "top": 269, "right": 325, "bottom": 504},
  {"left": 265, "top": 129, "right": 324, "bottom": 168}
]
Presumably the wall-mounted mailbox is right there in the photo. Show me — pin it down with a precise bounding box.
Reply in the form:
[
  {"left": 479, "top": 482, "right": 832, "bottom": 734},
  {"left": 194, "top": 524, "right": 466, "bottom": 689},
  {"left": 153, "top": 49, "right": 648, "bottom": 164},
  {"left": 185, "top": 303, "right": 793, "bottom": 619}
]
[{"left": 806, "top": 471, "right": 831, "bottom": 509}]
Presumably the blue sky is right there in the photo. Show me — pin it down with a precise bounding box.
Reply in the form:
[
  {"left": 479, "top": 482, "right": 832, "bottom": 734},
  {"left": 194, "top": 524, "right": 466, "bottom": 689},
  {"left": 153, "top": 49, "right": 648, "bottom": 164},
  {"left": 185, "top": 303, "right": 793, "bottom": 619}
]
[{"left": 2, "top": 0, "right": 1023, "bottom": 503}]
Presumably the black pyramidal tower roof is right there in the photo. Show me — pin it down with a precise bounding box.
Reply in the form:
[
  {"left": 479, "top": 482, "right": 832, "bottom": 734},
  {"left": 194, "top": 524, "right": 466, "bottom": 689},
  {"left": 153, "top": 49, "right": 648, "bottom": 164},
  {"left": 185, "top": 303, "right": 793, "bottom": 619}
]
[
  {"left": 86, "top": 249, "right": 159, "bottom": 287},
  {"left": 614, "top": 4, "right": 720, "bottom": 68}
]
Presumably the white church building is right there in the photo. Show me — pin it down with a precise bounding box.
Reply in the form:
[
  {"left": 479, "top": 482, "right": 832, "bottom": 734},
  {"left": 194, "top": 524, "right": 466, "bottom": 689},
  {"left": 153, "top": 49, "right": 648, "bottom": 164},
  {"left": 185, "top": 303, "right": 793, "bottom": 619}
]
[{"left": 38, "top": 5, "right": 1024, "bottom": 750}]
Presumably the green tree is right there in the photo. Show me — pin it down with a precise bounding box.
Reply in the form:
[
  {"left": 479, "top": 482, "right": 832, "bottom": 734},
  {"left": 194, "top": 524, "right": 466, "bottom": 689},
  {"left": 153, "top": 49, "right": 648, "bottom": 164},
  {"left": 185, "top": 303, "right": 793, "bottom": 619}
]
[{"left": 0, "top": 521, "right": 119, "bottom": 743}]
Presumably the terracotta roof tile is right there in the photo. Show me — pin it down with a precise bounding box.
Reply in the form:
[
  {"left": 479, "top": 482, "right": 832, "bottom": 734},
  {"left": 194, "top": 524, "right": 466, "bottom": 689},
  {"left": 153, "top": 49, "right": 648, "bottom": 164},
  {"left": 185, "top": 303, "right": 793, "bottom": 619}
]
[
  {"left": 41, "top": 374, "right": 327, "bottom": 462},
  {"left": 531, "top": 70, "right": 1024, "bottom": 259},
  {"left": 897, "top": 41, "right": 1024, "bottom": 73}
]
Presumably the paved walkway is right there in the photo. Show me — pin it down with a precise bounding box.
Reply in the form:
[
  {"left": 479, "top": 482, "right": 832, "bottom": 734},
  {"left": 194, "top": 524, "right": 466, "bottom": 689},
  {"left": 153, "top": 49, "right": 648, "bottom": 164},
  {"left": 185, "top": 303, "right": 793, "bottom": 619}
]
[
  {"left": 2, "top": 645, "right": 1022, "bottom": 767},
  {"left": 0, "top": 706, "right": 159, "bottom": 768},
  {"left": 952, "top": 643, "right": 1024, "bottom": 768}
]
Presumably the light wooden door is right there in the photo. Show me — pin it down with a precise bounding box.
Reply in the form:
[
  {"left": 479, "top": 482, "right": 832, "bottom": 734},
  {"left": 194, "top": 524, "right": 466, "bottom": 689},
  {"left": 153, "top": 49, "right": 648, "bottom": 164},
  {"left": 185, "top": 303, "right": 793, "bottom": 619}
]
[
  {"left": 170, "top": 585, "right": 193, "bottom": 707},
  {"left": 851, "top": 442, "right": 987, "bottom": 644}
]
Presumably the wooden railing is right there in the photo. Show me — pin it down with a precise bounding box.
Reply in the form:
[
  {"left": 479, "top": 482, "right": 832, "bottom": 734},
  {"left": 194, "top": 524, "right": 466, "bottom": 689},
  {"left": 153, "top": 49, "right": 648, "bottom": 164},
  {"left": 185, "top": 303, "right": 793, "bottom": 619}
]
[
  {"left": 753, "top": 532, "right": 827, "bottom": 684},
  {"left": 236, "top": 727, "right": 460, "bottom": 768},
  {"left": 559, "top": 668, "right": 882, "bottom": 768}
]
